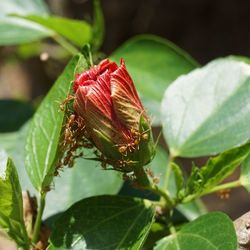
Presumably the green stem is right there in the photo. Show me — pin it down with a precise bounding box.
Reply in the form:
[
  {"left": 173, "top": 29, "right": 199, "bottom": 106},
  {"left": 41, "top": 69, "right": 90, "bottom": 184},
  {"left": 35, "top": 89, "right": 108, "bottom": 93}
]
[
  {"left": 202, "top": 180, "right": 241, "bottom": 195},
  {"left": 53, "top": 35, "right": 79, "bottom": 55},
  {"left": 134, "top": 166, "right": 151, "bottom": 188},
  {"left": 133, "top": 166, "right": 174, "bottom": 209},
  {"left": 182, "top": 180, "right": 242, "bottom": 203},
  {"left": 163, "top": 154, "right": 174, "bottom": 192},
  {"left": 32, "top": 192, "right": 46, "bottom": 244},
  {"left": 150, "top": 184, "right": 174, "bottom": 208}
]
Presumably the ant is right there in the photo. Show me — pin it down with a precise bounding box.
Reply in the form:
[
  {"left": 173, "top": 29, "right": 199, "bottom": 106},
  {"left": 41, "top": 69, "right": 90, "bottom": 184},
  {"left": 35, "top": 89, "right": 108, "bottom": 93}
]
[
  {"left": 117, "top": 128, "right": 150, "bottom": 156},
  {"left": 59, "top": 95, "right": 75, "bottom": 112}
]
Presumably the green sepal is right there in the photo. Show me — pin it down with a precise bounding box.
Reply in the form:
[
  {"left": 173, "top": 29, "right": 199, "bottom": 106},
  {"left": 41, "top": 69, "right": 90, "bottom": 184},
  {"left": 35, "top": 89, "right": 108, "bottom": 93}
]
[
  {"left": 92, "top": 129, "right": 121, "bottom": 160},
  {"left": 137, "top": 114, "right": 155, "bottom": 166}
]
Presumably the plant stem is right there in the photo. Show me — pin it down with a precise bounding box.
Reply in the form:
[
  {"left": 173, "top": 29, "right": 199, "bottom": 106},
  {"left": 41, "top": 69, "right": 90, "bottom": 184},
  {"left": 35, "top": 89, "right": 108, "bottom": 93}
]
[
  {"left": 202, "top": 180, "right": 241, "bottom": 195},
  {"left": 163, "top": 154, "right": 174, "bottom": 192},
  {"left": 32, "top": 192, "right": 46, "bottom": 244},
  {"left": 150, "top": 184, "right": 175, "bottom": 208},
  {"left": 134, "top": 166, "right": 151, "bottom": 188},
  {"left": 53, "top": 35, "right": 79, "bottom": 55},
  {"left": 182, "top": 179, "right": 242, "bottom": 203},
  {"left": 133, "top": 166, "right": 175, "bottom": 209}
]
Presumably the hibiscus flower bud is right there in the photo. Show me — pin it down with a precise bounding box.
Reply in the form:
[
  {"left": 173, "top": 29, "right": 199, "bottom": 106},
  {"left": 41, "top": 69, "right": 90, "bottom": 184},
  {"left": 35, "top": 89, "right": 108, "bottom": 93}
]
[{"left": 73, "top": 58, "right": 155, "bottom": 171}]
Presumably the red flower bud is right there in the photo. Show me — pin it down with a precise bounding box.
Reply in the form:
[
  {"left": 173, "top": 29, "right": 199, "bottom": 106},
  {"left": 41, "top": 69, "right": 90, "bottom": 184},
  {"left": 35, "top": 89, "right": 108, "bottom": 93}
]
[{"left": 73, "top": 58, "right": 154, "bottom": 169}]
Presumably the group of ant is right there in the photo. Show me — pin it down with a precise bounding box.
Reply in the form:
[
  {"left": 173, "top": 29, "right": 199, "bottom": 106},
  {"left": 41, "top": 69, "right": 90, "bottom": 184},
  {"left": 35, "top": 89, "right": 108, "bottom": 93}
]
[{"left": 42, "top": 95, "right": 159, "bottom": 192}]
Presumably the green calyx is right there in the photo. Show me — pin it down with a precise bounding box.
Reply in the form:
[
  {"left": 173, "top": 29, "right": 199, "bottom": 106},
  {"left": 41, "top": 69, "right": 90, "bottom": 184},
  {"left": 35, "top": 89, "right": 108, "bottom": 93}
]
[{"left": 92, "top": 114, "right": 155, "bottom": 172}]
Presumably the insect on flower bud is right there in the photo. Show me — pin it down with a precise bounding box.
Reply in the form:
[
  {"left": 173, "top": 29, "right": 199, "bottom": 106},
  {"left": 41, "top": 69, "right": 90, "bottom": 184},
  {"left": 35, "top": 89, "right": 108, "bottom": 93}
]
[{"left": 72, "top": 58, "right": 155, "bottom": 171}]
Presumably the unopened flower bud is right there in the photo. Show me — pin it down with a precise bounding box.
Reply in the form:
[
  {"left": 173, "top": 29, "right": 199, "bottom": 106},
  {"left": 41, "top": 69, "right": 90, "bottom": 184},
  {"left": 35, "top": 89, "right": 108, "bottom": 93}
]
[{"left": 73, "top": 58, "right": 155, "bottom": 171}]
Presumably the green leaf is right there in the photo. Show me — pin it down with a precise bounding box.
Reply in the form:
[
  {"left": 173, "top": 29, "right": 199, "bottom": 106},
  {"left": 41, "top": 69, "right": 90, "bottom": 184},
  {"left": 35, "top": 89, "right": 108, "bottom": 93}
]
[
  {"left": 19, "top": 15, "right": 92, "bottom": 47},
  {"left": 240, "top": 153, "right": 250, "bottom": 191},
  {"left": 0, "top": 121, "right": 122, "bottom": 218},
  {"left": 44, "top": 158, "right": 123, "bottom": 218},
  {"left": 110, "top": 35, "right": 198, "bottom": 125},
  {"left": 0, "top": 0, "right": 50, "bottom": 46},
  {"left": 0, "top": 150, "right": 29, "bottom": 249},
  {"left": 0, "top": 99, "right": 34, "bottom": 132},
  {"left": 171, "top": 162, "right": 184, "bottom": 195},
  {"left": 184, "top": 142, "right": 250, "bottom": 201},
  {"left": 25, "top": 55, "right": 81, "bottom": 191},
  {"left": 0, "top": 17, "right": 52, "bottom": 45},
  {"left": 162, "top": 58, "right": 250, "bottom": 157},
  {"left": 228, "top": 55, "right": 250, "bottom": 65},
  {"left": 0, "top": 0, "right": 49, "bottom": 17},
  {"left": 154, "top": 212, "right": 237, "bottom": 250},
  {"left": 0, "top": 123, "right": 36, "bottom": 194},
  {"left": 48, "top": 195, "right": 155, "bottom": 250}
]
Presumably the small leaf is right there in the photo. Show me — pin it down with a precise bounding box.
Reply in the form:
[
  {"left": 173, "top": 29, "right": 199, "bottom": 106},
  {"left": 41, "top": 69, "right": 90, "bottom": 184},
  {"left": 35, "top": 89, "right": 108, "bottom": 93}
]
[
  {"left": 162, "top": 58, "right": 250, "bottom": 157},
  {"left": 111, "top": 35, "right": 198, "bottom": 125},
  {"left": 18, "top": 15, "right": 92, "bottom": 47},
  {"left": 48, "top": 195, "right": 155, "bottom": 250},
  {"left": 25, "top": 55, "right": 82, "bottom": 191},
  {"left": 0, "top": 150, "right": 29, "bottom": 249},
  {"left": 171, "top": 162, "right": 184, "bottom": 195},
  {"left": 0, "top": 99, "right": 34, "bottom": 132},
  {"left": 154, "top": 212, "right": 237, "bottom": 250},
  {"left": 184, "top": 142, "right": 250, "bottom": 200}
]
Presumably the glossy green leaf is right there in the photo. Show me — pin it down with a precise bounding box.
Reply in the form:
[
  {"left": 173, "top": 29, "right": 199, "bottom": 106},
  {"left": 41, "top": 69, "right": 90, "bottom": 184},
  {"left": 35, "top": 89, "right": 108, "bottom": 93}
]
[
  {"left": 0, "top": 0, "right": 49, "bottom": 17},
  {"left": 150, "top": 147, "right": 206, "bottom": 220},
  {"left": 0, "top": 0, "right": 50, "bottom": 46},
  {"left": 0, "top": 150, "right": 29, "bottom": 249},
  {"left": 25, "top": 55, "right": 80, "bottom": 191},
  {"left": 154, "top": 212, "right": 237, "bottom": 250},
  {"left": 183, "top": 142, "right": 250, "bottom": 202},
  {"left": 0, "top": 99, "right": 33, "bottom": 132},
  {"left": 111, "top": 35, "right": 198, "bottom": 125},
  {"left": 162, "top": 58, "right": 250, "bottom": 157},
  {"left": 44, "top": 158, "right": 123, "bottom": 218},
  {"left": 0, "top": 17, "right": 52, "bottom": 45},
  {"left": 20, "top": 15, "right": 92, "bottom": 47},
  {"left": 48, "top": 195, "right": 155, "bottom": 250}
]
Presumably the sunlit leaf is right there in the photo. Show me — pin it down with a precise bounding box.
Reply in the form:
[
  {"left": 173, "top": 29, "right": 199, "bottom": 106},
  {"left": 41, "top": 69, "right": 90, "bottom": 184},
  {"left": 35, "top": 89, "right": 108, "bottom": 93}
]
[{"left": 162, "top": 58, "right": 250, "bottom": 157}]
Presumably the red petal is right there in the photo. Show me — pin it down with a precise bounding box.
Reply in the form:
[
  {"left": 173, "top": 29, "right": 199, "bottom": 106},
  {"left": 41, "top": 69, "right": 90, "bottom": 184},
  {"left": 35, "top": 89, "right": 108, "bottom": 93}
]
[{"left": 111, "top": 59, "right": 145, "bottom": 129}]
